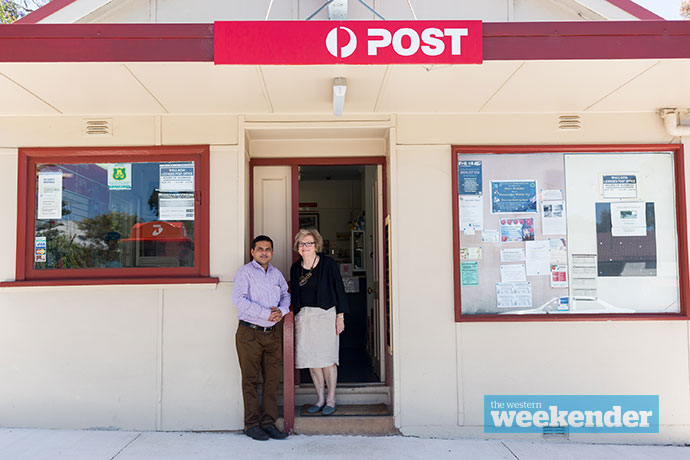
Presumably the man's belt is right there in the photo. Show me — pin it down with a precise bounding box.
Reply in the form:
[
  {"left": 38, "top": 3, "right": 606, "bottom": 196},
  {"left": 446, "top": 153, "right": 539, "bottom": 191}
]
[{"left": 239, "top": 320, "right": 275, "bottom": 332}]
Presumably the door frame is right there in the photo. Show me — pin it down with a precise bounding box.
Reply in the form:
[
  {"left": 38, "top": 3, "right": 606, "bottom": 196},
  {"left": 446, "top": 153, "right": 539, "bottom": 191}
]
[{"left": 249, "top": 156, "right": 389, "bottom": 434}]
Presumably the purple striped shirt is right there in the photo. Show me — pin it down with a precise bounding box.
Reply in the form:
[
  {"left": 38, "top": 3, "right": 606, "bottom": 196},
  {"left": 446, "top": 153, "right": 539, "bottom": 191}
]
[{"left": 232, "top": 260, "right": 290, "bottom": 327}]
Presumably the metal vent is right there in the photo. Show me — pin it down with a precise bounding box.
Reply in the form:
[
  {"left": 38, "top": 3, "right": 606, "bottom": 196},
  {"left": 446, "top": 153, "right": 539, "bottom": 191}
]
[
  {"left": 543, "top": 425, "right": 569, "bottom": 440},
  {"left": 558, "top": 115, "right": 582, "bottom": 130},
  {"left": 83, "top": 119, "right": 112, "bottom": 136}
]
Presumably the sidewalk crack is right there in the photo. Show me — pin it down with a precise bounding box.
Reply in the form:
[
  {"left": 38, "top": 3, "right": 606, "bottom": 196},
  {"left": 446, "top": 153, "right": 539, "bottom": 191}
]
[
  {"left": 501, "top": 441, "right": 520, "bottom": 460},
  {"left": 109, "top": 432, "right": 143, "bottom": 460}
]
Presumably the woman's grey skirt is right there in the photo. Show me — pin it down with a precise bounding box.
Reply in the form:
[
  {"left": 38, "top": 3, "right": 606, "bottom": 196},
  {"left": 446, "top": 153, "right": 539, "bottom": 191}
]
[{"left": 294, "top": 306, "right": 339, "bottom": 369}]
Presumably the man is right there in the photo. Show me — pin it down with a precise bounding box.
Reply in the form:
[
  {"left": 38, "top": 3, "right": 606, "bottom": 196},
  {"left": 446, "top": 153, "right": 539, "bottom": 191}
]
[{"left": 232, "top": 235, "right": 290, "bottom": 440}]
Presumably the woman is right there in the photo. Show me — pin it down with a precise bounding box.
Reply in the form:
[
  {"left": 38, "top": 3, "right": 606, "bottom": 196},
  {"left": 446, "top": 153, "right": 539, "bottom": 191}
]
[{"left": 290, "top": 228, "right": 348, "bottom": 416}]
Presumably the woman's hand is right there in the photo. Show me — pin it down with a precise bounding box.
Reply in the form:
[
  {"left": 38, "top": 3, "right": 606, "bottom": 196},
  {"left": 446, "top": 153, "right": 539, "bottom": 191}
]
[{"left": 336, "top": 315, "right": 345, "bottom": 335}]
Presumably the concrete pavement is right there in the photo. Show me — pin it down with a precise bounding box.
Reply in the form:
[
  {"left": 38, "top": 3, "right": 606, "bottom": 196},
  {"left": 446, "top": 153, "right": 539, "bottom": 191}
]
[{"left": 0, "top": 428, "right": 689, "bottom": 460}]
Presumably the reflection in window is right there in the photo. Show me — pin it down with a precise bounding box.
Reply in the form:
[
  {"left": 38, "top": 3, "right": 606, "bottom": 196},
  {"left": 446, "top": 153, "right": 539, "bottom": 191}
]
[{"left": 34, "top": 162, "right": 195, "bottom": 270}]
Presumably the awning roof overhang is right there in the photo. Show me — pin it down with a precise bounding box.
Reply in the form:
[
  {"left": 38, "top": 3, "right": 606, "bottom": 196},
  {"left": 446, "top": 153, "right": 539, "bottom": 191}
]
[{"left": 1, "top": 21, "right": 689, "bottom": 116}]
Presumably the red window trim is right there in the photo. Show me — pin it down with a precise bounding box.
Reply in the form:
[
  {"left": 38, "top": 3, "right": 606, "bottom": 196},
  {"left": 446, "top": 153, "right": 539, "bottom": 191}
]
[
  {"left": 451, "top": 144, "right": 690, "bottom": 322},
  {"left": 4, "top": 145, "right": 216, "bottom": 287}
]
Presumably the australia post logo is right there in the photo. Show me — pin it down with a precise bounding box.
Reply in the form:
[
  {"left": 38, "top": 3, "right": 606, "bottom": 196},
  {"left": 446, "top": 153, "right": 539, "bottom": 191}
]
[{"left": 214, "top": 21, "right": 483, "bottom": 65}]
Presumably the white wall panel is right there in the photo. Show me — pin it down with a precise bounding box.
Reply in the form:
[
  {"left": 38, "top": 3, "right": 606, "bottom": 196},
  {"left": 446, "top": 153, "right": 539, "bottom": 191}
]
[
  {"left": 395, "top": 145, "right": 458, "bottom": 427},
  {"left": 159, "top": 283, "right": 242, "bottom": 430},
  {"left": 0, "top": 287, "right": 161, "bottom": 430}
]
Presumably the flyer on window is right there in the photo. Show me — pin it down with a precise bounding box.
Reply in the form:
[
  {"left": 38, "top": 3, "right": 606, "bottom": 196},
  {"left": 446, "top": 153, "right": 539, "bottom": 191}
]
[
  {"left": 107, "top": 163, "right": 132, "bottom": 190},
  {"left": 159, "top": 192, "right": 195, "bottom": 220},
  {"left": 490, "top": 180, "right": 538, "bottom": 214},
  {"left": 37, "top": 171, "right": 63, "bottom": 220},
  {"left": 602, "top": 174, "right": 637, "bottom": 199},
  {"left": 499, "top": 217, "right": 535, "bottom": 242},
  {"left": 159, "top": 162, "right": 195, "bottom": 192},
  {"left": 610, "top": 201, "right": 647, "bottom": 236},
  {"left": 496, "top": 282, "right": 532, "bottom": 308},
  {"left": 541, "top": 200, "right": 566, "bottom": 235},
  {"left": 34, "top": 237, "right": 47, "bottom": 263},
  {"left": 461, "top": 261, "right": 479, "bottom": 286},
  {"left": 458, "top": 160, "right": 482, "bottom": 195},
  {"left": 460, "top": 247, "right": 482, "bottom": 261},
  {"left": 460, "top": 195, "right": 483, "bottom": 234}
]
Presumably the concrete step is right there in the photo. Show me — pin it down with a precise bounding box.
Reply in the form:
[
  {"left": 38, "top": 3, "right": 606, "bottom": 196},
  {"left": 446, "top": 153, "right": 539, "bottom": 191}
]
[
  {"left": 277, "top": 404, "right": 399, "bottom": 436},
  {"left": 278, "top": 384, "right": 390, "bottom": 406}
]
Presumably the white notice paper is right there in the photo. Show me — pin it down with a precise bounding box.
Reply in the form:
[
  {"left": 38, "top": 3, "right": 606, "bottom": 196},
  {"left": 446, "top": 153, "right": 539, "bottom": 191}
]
[
  {"left": 500, "top": 264, "right": 527, "bottom": 283},
  {"left": 541, "top": 189, "right": 563, "bottom": 201},
  {"left": 37, "top": 171, "right": 62, "bottom": 220},
  {"left": 500, "top": 248, "right": 525, "bottom": 263},
  {"left": 525, "top": 240, "right": 550, "bottom": 276},
  {"left": 459, "top": 195, "right": 484, "bottom": 234},
  {"left": 159, "top": 192, "right": 195, "bottom": 221},
  {"left": 611, "top": 202, "right": 646, "bottom": 236},
  {"left": 541, "top": 200, "right": 566, "bottom": 235},
  {"left": 496, "top": 282, "right": 532, "bottom": 308},
  {"left": 482, "top": 229, "right": 499, "bottom": 243},
  {"left": 160, "top": 162, "right": 195, "bottom": 192}
]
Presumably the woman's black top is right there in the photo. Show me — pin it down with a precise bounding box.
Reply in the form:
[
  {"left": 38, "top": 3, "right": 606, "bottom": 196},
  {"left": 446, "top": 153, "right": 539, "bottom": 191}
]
[{"left": 290, "top": 254, "right": 349, "bottom": 316}]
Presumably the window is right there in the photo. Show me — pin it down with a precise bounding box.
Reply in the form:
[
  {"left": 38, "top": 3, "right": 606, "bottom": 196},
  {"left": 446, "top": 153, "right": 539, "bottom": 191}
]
[
  {"left": 9, "top": 146, "right": 213, "bottom": 285},
  {"left": 452, "top": 145, "right": 689, "bottom": 320}
]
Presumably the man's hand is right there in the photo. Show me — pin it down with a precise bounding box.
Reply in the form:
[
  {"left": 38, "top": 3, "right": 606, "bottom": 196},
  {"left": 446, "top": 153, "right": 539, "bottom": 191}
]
[{"left": 268, "top": 307, "right": 283, "bottom": 323}]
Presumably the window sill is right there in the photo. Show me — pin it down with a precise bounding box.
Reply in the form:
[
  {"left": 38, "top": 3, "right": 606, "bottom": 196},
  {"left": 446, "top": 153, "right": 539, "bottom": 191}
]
[
  {"left": 456, "top": 313, "right": 690, "bottom": 322},
  {"left": 0, "top": 277, "right": 219, "bottom": 289}
]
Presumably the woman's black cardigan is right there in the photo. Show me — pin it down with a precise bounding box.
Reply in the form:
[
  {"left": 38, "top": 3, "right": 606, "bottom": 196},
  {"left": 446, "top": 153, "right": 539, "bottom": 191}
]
[{"left": 290, "top": 254, "right": 349, "bottom": 316}]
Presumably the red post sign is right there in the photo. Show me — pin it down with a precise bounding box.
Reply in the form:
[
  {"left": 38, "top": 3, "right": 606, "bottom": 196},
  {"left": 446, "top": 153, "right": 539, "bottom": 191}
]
[{"left": 214, "top": 21, "right": 482, "bottom": 65}]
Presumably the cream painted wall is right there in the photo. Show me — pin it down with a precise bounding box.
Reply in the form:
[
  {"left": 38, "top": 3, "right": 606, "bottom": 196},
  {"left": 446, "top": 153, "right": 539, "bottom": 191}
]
[
  {"left": 391, "top": 115, "right": 690, "bottom": 443},
  {"left": 394, "top": 145, "right": 459, "bottom": 428},
  {"left": 0, "top": 124, "right": 247, "bottom": 430}
]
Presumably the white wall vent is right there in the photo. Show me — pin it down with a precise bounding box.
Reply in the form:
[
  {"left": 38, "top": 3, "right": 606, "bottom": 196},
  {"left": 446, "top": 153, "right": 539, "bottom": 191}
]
[
  {"left": 83, "top": 119, "right": 112, "bottom": 136},
  {"left": 558, "top": 115, "right": 582, "bottom": 130}
]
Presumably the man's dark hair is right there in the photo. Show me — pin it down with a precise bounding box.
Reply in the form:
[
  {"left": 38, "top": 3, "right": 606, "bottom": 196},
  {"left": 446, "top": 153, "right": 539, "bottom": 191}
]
[{"left": 252, "top": 235, "right": 274, "bottom": 249}]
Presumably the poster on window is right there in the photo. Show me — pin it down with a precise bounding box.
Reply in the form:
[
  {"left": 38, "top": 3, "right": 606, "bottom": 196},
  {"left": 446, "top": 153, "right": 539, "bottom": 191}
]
[
  {"left": 159, "top": 192, "right": 195, "bottom": 220},
  {"left": 37, "top": 171, "right": 62, "bottom": 220},
  {"left": 159, "top": 163, "right": 195, "bottom": 192},
  {"left": 107, "top": 163, "right": 132, "bottom": 190},
  {"left": 610, "top": 201, "right": 647, "bottom": 237},
  {"left": 491, "top": 180, "right": 538, "bottom": 214},
  {"left": 458, "top": 160, "right": 482, "bottom": 195},
  {"left": 499, "top": 217, "right": 534, "bottom": 242}
]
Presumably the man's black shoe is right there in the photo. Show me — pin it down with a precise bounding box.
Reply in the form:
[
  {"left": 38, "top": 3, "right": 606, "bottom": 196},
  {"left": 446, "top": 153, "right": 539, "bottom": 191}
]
[
  {"left": 262, "top": 424, "right": 288, "bottom": 439},
  {"left": 245, "top": 426, "right": 269, "bottom": 441}
]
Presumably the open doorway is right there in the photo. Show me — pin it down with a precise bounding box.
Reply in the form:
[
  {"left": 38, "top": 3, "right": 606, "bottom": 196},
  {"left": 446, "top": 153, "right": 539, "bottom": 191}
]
[{"left": 298, "top": 164, "right": 383, "bottom": 384}]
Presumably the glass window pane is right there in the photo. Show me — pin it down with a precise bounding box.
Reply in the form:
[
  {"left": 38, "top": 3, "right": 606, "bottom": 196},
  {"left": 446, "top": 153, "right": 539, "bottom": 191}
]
[
  {"left": 34, "top": 161, "right": 196, "bottom": 270},
  {"left": 457, "top": 151, "right": 680, "bottom": 315}
]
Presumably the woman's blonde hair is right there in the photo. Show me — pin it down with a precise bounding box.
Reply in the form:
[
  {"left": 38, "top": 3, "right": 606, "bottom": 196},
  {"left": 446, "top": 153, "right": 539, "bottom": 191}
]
[{"left": 293, "top": 228, "right": 324, "bottom": 253}]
